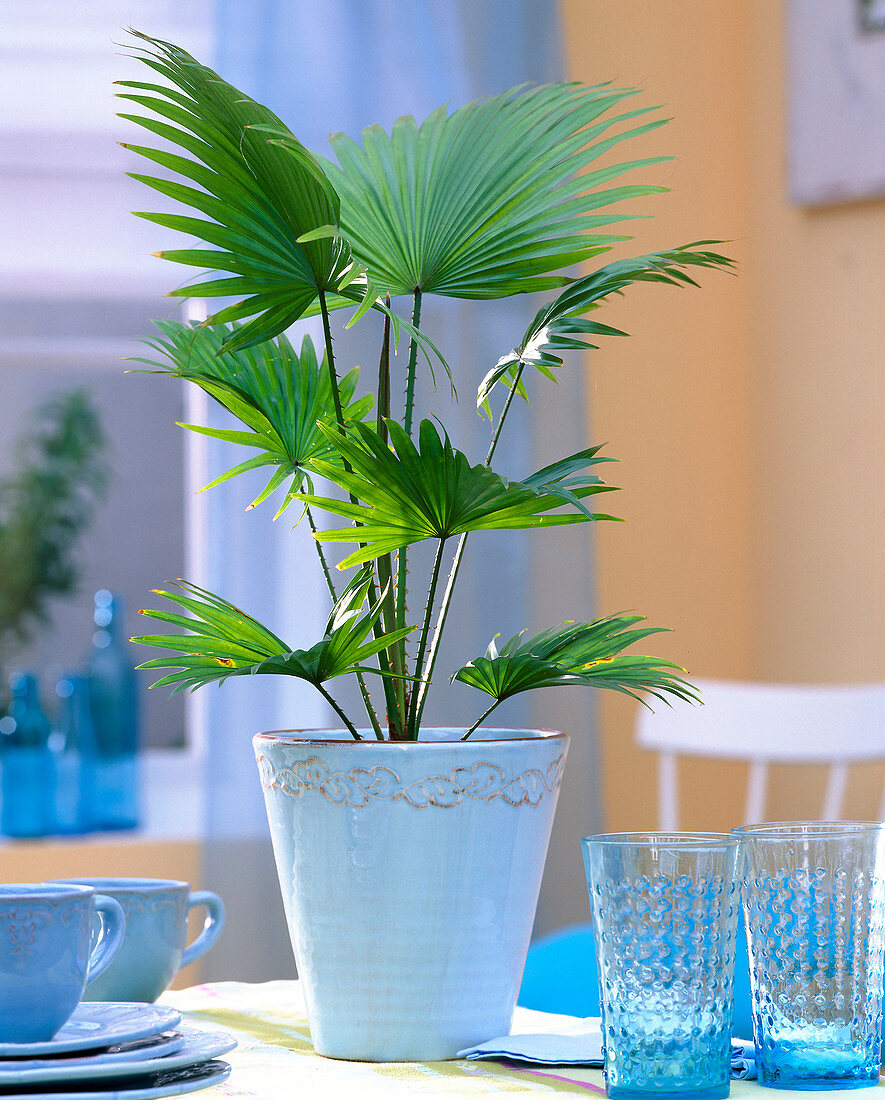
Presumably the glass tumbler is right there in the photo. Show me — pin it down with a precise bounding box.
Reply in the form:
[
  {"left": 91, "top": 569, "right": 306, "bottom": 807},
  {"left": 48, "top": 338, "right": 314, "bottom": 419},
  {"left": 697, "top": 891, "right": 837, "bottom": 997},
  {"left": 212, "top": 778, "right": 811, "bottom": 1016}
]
[
  {"left": 583, "top": 832, "right": 741, "bottom": 1100},
  {"left": 736, "top": 821, "right": 885, "bottom": 1091}
]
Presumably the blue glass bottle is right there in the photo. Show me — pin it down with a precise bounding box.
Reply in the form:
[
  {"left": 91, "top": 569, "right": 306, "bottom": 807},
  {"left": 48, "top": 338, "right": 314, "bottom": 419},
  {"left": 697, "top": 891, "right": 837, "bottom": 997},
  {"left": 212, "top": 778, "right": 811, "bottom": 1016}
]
[
  {"left": 52, "top": 674, "right": 97, "bottom": 835},
  {"left": 0, "top": 672, "right": 55, "bottom": 837},
  {"left": 87, "top": 591, "right": 140, "bottom": 830}
]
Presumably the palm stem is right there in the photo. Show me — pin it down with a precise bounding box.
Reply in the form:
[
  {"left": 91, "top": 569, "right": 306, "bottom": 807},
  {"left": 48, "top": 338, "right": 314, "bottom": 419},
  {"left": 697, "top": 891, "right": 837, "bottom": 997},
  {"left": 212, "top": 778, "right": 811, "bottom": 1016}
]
[
  {"left": 377, "top": 296, "right": 392, "bottom": 440},
  {"left": 318, "top": 291, "right": 346, "bottom": 430},
  {"left": 413, "top": 362, "right": 527, "bottom": 731},
  {"left": 402, "top": 290, "right": 422, "bottom": 437},
  {"left": 317, "top": 291, "right": 385, "bottom": 741},
  {"left": 461, "top": 700, "right": 501, "bottom": 740},
  {"left": 394, "top": 290, "right": 423, "bottom": 730},
  {"left": 375, "top": 298, "right": 406, "bottom": 736},
  {"left": 406, "top": 537, "right": 446, "bottom": 738},
  {"left": 412, "top": 536, "right": 465, "bottom": 732},
  {"left": 306, "top": 506, "right": 337, "bottom": 601},
  {"left": 485, "top": 362, "right": 525, "bottom": 465},
  {"left": 308, "top": 508, "right": 384, "bottom": 741},
  {"left": 376, "top": 552, "right": 406, "bottom": 737},
  {"left": 316, "top": 683, "right": 362, "bottom": 740}
]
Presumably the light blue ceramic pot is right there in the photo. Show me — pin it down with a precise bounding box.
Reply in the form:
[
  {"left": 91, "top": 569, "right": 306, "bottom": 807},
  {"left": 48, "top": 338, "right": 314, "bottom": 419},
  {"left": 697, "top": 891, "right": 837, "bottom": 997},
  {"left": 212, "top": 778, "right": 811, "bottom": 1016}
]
[{"left": 254, "top": 727, "right": 569, "bottom": 1062}]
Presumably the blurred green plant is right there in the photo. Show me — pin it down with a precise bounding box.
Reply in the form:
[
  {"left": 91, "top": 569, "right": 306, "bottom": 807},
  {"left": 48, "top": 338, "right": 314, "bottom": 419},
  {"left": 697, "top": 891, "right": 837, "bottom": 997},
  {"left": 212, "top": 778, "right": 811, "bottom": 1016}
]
[{"left": 0, "top": 390, "right": 109, "bottom": 658}]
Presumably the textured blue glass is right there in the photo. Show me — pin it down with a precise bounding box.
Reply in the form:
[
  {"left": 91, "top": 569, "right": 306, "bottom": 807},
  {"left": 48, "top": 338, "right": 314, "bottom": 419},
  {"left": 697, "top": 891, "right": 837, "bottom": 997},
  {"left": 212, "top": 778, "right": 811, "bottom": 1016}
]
[
  {"left": 737, "top": 822, "right": 885, "bottom": 1091},
  {"left": 87, "top": 591, "right": 139, "bottom": 830},
  {"left": 583, "top": 832, "right": 740, "bottom": 1100}
]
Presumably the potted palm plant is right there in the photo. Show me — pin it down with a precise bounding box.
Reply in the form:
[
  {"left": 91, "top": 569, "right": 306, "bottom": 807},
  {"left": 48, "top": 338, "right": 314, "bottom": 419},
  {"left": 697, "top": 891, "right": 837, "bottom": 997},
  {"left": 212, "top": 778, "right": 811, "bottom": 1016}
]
[{"left": 122, "top": 32, "right": 731, "bottom": 1061}]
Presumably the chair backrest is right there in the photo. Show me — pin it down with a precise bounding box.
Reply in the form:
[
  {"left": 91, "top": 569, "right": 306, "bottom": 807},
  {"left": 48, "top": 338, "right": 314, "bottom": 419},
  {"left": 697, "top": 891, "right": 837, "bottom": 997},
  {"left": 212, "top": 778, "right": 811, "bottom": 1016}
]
[{"left": 635, "top": 679, "right": 885, "bottom": 829}]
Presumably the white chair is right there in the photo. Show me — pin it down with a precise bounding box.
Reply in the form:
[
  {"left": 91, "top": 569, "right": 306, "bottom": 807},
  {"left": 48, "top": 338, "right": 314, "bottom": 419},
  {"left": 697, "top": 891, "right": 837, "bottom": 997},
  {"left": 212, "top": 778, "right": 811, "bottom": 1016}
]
[{"left": 636, "top": 679, "right": 885, "bottom": 829}]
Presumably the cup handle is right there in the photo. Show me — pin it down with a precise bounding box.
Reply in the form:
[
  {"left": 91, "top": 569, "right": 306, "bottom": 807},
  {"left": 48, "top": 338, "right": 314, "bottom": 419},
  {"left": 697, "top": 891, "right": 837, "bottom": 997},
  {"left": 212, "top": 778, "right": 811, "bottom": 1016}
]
[
  {"left": 87, "top": 895, "right": 127, "bottom": 982},
  {"left": 181, "top": 890, "right": 225, "bottom": 968}
]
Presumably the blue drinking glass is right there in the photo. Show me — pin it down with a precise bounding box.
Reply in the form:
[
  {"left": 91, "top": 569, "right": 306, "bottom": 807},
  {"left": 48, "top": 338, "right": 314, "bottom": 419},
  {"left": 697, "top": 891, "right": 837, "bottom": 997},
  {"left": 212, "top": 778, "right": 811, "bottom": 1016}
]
[
  {"left": 736, "top": 821, "right": 885, "bottom": 1091},
  {"left": 583, "top": 832, "right": 741, "bottom": 1100}
]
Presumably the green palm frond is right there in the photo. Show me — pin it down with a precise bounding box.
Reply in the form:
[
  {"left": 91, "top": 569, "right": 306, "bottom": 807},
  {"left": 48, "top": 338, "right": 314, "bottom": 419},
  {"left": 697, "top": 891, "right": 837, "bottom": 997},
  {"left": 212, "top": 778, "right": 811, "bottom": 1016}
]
[
  {"left": 478, "top": 244, "right": 736, "bottom": 406},
  {"left": 298, "top": 419, "right": 621, "bottom": 568},
  {"left": 325, "top": 82, "right": 668, "bottom": 301},
  {"left": 131, "top": 320, "right": 371, "bottom": 515},
  {"left": 521, "top": 445, "right": 619, "bottom": 521},
  {"left": 324, "top": 83, "right": 670, "bottom": 300},
  {"left": 453, "top": 615, "right": 699, "bottom": 725},
  {"left": 133, "top": 580, "right": 290, "bottom": 692},
  {"left": 118, "top": 32, "right": 373, "bottom": 351},
  {"left": 133, "top": 572, "right": 416, "bottom": 696}
]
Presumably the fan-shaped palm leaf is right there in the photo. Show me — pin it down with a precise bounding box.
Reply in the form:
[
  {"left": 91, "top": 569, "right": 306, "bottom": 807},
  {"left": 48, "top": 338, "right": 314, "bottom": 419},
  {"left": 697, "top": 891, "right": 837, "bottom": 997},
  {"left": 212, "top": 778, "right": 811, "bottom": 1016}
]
[
  {"left": 478, "top": 244, "right": 736, "bottom": 406},
  {"left": 133, "top": 573, "right": 415, "bottom": 697},
  {"left": 453, "top": 615, "right": 699, "bottom": 736},
  {"left": 323, "top": 83, "right": 670, "bottom": 299},
  {"left": 131, "top": 320, "right": 371, "bottom": 515},
  {"left": 118, "top": 32, "right": 372, "bottom": 351},
  {"left": 298, "top": 419, "right": 620, "bottom": 568},
  {"left": 521, "top": 445, "right": 619, "bottom": 521}
]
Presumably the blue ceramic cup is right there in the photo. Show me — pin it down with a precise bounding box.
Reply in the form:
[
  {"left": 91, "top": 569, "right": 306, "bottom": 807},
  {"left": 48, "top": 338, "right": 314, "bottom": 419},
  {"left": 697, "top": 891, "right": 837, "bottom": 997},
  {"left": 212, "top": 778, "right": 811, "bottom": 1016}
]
[
  {"left": 52, "top": 878, "right": 224, "bottom": 1003},
  {"left": 0, "top": 883, "right": 125, "bottom": 1043}
]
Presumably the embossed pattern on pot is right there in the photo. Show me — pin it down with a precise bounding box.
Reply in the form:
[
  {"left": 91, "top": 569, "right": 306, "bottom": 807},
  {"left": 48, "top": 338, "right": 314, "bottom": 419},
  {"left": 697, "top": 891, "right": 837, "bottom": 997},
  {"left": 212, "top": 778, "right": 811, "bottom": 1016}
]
[{"left": 256, "top": 753, "right": 565, "bottom": 807}]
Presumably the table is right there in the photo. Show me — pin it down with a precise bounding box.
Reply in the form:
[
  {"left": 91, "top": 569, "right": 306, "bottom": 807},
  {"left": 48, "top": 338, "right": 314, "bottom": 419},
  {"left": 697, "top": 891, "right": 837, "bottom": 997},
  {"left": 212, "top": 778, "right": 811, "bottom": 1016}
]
[{"left": 162, "top": 982, "right": 885, "bottom": 1099}]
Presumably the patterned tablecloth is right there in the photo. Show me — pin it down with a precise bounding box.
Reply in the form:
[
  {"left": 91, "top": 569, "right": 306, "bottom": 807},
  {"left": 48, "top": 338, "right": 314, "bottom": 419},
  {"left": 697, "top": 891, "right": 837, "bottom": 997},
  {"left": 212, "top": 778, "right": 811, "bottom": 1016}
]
[{"left": 162, "top": 981, "right": 885, "bottom": 1099}]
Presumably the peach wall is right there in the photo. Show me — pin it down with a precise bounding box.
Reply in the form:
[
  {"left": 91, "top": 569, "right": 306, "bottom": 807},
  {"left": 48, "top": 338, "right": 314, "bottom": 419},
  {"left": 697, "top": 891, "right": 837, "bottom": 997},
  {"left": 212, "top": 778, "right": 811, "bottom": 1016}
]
[{"left": 560, "top": 0, "right": 884, "bottom": 830}]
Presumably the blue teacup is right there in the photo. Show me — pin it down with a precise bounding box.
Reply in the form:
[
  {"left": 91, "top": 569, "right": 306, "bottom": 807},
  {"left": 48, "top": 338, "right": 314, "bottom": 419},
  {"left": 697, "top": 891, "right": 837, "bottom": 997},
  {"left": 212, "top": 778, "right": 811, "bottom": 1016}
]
[
  {"left": 0, "top": 883, "right": 125, "bottom": 1043},
  {"left": 52, "top": 878, "right": 224, "bottom": 1003}
]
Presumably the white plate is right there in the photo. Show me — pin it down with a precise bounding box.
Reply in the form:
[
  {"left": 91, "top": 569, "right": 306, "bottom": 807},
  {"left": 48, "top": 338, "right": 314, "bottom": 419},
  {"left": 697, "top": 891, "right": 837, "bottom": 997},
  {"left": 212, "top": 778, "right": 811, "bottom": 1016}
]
[
  {"left": 0, "top": 1058, "right": 231, "bottom": 1099},
  {"left": 0, "top": 1031, "right": 186, "bottom": 1070},
  {"left": 0, "top": 1005, "right": 182, "bottom": 1057},
  {"left": 0, "top": 1027, "right": 236, "bottom": 1087}
]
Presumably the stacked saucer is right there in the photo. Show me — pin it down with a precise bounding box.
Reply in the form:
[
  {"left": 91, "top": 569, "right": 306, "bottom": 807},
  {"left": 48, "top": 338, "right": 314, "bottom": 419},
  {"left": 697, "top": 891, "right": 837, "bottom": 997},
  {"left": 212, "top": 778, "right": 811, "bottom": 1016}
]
[{"left": 0, "top": 1003, "right": 234, "bottom": 1098}]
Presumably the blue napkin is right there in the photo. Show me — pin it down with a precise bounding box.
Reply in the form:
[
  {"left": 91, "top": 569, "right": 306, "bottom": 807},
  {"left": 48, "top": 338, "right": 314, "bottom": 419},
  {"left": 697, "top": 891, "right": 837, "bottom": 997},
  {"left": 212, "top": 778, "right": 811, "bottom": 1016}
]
[
  {"left": 730, "top": 1039, "right": 757, "bottom": 1079},
  {"left": 458, "top": 1016, "right": 757, "bottom": 1079},
  {"left": 457, "top": 1013, "right": 603, "bottom": 1065}
]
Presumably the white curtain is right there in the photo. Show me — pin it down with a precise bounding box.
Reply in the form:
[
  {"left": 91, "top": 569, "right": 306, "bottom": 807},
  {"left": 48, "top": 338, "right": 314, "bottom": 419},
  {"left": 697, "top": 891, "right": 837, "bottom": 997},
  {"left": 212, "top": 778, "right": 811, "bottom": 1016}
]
[{"left": 199, "top": 0, "right": 599, "bottom": 982}]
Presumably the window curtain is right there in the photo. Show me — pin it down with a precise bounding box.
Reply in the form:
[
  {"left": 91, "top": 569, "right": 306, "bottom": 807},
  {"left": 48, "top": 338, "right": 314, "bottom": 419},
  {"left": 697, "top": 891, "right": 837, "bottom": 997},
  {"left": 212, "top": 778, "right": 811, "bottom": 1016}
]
[{"left": 199, "top": 0, "right": 600, "bottom": 982}]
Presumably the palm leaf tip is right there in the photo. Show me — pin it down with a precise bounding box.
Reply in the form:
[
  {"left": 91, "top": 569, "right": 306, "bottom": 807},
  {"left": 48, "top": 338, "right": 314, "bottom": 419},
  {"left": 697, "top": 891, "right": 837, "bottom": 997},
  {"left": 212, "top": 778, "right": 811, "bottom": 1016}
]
[
  {"left": 479, "top": 244, "right": 737, "bottom": 407},
  {"left": 453, "top": 614, "right": 699, "bottom": 708},
  {"left": 133, "top": 573, "right": 416, "bottom": 694}
]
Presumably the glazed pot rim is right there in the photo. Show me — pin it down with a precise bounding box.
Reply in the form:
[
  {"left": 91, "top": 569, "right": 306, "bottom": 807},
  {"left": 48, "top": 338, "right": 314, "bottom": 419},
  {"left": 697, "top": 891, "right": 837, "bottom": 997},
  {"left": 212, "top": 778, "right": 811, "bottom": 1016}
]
[{"left": 254, "top": 726, "right": 568, "bottom": 746}]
